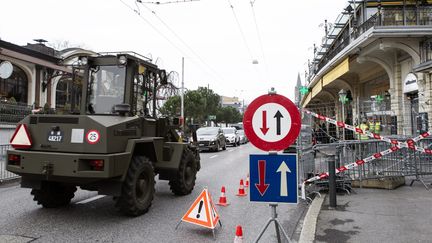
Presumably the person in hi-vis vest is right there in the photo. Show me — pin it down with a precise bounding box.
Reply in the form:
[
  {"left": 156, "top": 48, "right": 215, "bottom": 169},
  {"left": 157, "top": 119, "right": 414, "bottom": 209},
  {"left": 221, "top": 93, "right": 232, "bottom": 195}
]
[
  {"left": 374, "top": 117, "right": 381, "bottom": 135},
  {"left": 358, "top": 118, "right": 369, "bottom": 140},
  {"left": 368, "top": 117, "right": 375, "bottom": 134}
]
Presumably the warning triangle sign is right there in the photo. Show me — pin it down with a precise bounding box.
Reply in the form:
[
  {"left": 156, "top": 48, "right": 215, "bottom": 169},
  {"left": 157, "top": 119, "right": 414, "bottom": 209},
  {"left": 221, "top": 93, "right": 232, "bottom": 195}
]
[
  {"left": 10, "top": 124, "right": 32, "bottom": 149},
  {"left": 181, "top": 189, "right": 220, "bottom": 229}
]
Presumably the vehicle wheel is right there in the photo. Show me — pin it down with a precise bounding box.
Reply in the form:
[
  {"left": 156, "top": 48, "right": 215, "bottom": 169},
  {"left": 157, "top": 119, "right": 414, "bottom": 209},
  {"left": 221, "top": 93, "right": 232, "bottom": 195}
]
[
  {"left": 31, "top": 182, "right": 76, "bottom": 208},
  {"left": 169, "top": 148, "right": 197, "bottom": 196},
  {"left": 237, "top": 140, "right": 241, "bottom": 146},
  {"left": 215, "top": 142, "right": 220, "bottom": 152},
  {"left": 116, "top": 156, "right": 155, "bottom": 216},
  {"left": 222, "top": 143, "right": 227, "bottom": 150},
  {"left": 233, "top": 142, "right": 237, "bottom": 147}
]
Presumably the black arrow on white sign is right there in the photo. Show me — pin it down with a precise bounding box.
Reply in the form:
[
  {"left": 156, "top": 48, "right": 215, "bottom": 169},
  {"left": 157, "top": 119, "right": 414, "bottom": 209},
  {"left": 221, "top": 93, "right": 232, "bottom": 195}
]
[{"left": 274, "top": 110, "right": 283, "bottom": 135}]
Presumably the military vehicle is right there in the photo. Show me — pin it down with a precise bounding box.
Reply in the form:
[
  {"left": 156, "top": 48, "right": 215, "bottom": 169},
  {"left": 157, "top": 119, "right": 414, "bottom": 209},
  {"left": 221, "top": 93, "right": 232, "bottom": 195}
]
[{"left": 6, "top": 52, "right": 200, "bottom": 216}]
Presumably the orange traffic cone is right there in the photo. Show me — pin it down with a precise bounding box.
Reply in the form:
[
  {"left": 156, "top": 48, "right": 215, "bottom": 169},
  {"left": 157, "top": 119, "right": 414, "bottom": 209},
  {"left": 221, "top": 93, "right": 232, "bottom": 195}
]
[
  {"left": 245, "top": 174, "right": 249, "bottom": 188},
  {"left": 234, "top": 225, "right": 243, "bottom": 243},
  {"left": 236, "top": 179, "right": 247, "bottom": 196},
  {"left": 216, "top": 186, "right": 229, "bottom": 206}
]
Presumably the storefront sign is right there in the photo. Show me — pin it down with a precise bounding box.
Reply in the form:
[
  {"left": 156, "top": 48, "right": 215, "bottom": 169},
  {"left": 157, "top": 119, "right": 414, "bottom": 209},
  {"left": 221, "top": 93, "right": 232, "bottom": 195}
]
[{"left": 403, "top": 73, "right": 418, "bottom": 94}]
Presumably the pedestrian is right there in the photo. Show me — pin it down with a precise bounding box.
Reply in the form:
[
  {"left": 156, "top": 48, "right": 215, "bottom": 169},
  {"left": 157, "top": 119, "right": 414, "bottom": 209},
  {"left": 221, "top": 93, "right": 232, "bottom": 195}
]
[
  {"left": 374, "top": 116, "right": 381, "bottom": 135},
  {"left": 368, "top": 117, "right": 375, "bottom": 134},
  {"left": 358, "top": 118, "right": 369, "bottom": 140}
]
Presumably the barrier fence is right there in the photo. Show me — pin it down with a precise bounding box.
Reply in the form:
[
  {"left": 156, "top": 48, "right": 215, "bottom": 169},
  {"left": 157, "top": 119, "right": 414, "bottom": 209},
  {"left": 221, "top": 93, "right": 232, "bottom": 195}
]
[
  {"left": 298, "top": 104, "right": 432, "bottom": 197},
  {"left": 0, "top": 144, "right": 18, "bottom": 182},
  {"left": 311, "top": 139, "right": 432, "bottom": 185}
]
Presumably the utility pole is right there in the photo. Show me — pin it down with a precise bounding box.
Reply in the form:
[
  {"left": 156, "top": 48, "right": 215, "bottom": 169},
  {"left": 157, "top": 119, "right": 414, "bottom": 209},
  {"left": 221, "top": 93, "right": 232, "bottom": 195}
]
[{"left": 181, "top": 57, "right": 185, "bottom": 131}]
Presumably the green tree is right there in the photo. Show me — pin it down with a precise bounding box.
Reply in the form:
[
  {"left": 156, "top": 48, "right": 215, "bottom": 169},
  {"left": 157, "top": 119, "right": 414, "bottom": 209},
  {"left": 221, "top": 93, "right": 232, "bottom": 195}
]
[
  {"left": 160, "top": 95, "right": 180, "bottom": 116},
  {"left": 184, "top": 90, "right": 205, "bottom": 123},
  {"left": 160, "top": 86, "right": 221, "bottom": 125},
  {"left": 216, "top": 106, "right": 242, "bottom": 126}
]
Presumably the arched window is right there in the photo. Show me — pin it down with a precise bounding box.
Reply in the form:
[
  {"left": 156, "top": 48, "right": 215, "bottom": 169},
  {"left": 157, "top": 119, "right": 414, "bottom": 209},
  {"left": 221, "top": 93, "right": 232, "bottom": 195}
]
[{"left": 0, "top": 63, "right": 28, "bottom": 104}]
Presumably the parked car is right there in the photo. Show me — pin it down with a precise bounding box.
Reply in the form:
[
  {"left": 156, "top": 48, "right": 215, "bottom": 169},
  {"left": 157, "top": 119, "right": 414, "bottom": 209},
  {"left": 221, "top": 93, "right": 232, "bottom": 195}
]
[
  {"left": 237, "top": 129, "right": 248, "bottom": 144},
  {"left": 196, "top": 127, "right": 227, "bottom": 152},
  {"left": 222, "top": 127, "right": 241, "bottom": 147}
]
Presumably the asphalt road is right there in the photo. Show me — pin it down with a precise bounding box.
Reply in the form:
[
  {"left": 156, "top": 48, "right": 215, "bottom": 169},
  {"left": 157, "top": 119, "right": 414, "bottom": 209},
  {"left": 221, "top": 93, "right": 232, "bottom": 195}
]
[{"left": 0, "top": 143, "right": 307, "bottom": 243}]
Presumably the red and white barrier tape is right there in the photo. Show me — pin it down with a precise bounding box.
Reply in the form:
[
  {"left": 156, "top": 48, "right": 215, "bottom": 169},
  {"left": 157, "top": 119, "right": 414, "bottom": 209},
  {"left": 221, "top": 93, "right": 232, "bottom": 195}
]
[{"left": 303, "top": 109, "right": 432, "bottom": 154}]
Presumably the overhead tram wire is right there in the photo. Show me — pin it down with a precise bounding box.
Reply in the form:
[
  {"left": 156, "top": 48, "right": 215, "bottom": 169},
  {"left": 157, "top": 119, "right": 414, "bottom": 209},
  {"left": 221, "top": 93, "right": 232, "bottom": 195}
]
[
  {"left": 249, "top": 1, "right": 269, "bottom": 76},
  {"left": 227, "top": 0, "right": 255, "bottom": 62},
  {"left": 138, "top": 0, "right": 200, "bottom": 4},
  {"left": 137, "top": 0, "right": 225, "bottom": 81},
  {"left": 119, "top": 0, "right": 189, "bottom": 59}
]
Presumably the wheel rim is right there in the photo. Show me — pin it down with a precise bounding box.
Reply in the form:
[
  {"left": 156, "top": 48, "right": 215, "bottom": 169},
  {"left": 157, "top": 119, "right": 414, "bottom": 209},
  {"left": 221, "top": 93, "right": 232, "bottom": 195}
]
[{"left": 136, "top": 172, "right": 150, "bottom": 203}]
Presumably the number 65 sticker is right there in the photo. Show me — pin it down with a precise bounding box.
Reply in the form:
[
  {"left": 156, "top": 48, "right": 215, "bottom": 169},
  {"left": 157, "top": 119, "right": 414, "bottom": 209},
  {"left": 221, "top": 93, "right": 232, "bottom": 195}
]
[{"left": 86, "top": 130, "right": 100, "bottom": 144}]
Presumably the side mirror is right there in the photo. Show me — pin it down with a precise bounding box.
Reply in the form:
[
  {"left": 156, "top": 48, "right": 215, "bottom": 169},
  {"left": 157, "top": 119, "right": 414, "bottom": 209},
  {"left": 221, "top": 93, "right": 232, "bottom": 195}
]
[
  {"left": 172, "top": 117, "right": 180, "bottom": 126},
  {"left": 114, "top": 103, "right": 130, "bottom": 116},
  {"left": 160, "top": 70, "right": 168, "bottom": 85}
]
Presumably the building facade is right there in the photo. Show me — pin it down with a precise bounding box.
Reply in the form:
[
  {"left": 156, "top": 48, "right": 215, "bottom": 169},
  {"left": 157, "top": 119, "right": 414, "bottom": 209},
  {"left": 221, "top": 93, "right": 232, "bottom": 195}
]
[
  {"left": 302, "top": 0, "right": 432, "bottom": 137},
  {"left": 220, "top": 96, "right": 244, "bottom": 113},
  {"left": 0, "top": 39, "right": 95, "bottom": 143}
]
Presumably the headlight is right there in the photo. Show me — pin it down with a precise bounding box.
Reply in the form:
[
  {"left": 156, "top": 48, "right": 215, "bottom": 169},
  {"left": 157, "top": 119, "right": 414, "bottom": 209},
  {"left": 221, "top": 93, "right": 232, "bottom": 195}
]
[
  {"left": 79, "top": 56, "right": 88, "bottom": 65},
  {"left": 118, "top": 55, "right": 127, "bottom": 65}
]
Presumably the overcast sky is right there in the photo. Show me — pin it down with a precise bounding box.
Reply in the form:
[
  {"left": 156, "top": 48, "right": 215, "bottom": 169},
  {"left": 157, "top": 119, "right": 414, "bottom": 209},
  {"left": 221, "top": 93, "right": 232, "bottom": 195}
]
[{"left": 0, "top": 0, "right": 348, "bottom": 103}]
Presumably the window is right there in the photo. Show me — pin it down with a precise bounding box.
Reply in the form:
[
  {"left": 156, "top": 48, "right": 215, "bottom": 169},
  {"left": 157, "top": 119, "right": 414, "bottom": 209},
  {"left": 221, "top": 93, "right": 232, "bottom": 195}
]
[
  {"left": 55, "top": 72, "right": 83, "bottom": 112},
  {"left": 88, "top": 65, "right": 126, "bottom": 114},
  {"left": 0, "top": 63, "right": 28, "bottom": 104}
]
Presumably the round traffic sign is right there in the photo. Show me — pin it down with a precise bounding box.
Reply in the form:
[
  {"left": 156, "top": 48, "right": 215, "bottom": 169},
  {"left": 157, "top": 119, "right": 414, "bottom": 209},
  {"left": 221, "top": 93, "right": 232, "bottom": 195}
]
[
  {"left": 243, "top": 94, "right": 301, "bottom": 151},
  {"left": 86, "top": 130, "right": 100, "bottom": 144}
]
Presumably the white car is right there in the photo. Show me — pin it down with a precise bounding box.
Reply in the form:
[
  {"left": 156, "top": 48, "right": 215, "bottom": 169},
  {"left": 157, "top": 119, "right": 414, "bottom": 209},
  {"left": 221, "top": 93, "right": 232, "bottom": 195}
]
[
  {"left": 237, "top": 129, "right": 248, "bottom": 144},
  {"left": 222, "top": 127, "right": 241, "bottom": 147}
]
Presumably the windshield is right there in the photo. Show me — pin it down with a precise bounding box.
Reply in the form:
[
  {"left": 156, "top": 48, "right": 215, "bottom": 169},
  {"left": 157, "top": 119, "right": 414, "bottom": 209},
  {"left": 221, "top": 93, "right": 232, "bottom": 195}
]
[
  {"left": 88, "top": 65, "right": 126, "bottom": 114},
  {"left": 222, "top": 128, "right": 236, "bottom": 134},
  {"left": 197, "top": 127, "right": 218, "bottom": 136}
]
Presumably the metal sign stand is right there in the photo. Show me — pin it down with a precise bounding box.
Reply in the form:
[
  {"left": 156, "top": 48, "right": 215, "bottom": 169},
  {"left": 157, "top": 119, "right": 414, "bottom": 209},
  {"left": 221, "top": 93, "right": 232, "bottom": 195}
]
[
  {"left": 254, "top": 151, "right": 292, "bottom": 243},
  {"left": 254, "top": 203, "right": 291, "bottom": 243}
]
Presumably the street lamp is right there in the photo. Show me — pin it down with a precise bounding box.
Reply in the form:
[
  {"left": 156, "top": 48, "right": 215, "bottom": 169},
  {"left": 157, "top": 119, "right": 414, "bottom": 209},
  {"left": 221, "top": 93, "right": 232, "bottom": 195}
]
[{"left": 338, "top": 89, "right": 348, "bottom": 141}]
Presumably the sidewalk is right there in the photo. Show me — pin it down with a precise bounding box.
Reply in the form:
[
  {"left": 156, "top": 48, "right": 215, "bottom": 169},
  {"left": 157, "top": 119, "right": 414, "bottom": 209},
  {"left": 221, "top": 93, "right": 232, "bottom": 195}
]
[{"left": 307, "top": 182, "right": 432, "bottom": 243}]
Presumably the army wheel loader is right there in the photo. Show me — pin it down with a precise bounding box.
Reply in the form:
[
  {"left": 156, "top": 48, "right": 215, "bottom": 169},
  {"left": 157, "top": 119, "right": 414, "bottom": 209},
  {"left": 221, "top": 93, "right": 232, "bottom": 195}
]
[{"left": 6, "top": 53, "right": 200, "bottom": 216}]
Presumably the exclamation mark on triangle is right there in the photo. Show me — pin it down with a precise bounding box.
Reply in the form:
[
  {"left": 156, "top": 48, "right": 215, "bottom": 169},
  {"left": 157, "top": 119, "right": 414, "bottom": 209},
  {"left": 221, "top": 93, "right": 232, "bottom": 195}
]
[{"left": 196, "top": 200, "right": 203, "bottom": 218}]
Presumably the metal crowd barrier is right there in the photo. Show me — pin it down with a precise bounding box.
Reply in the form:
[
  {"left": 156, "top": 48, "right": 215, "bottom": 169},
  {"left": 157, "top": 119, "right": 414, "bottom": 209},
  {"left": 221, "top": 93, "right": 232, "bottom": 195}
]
[
  {"left": 0, "top": 144, "right": 19, "bottom": 182},
  {"left": 310, "top": 138, "right": 432, "bottom": 188}
]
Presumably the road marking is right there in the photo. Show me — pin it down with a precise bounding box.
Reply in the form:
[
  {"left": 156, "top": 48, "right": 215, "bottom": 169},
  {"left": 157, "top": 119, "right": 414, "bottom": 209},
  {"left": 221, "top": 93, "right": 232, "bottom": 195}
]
[
  {"left": 76, "top": 195, "right": 105, "bottom": 204},
  {"left": 228, "top": 149, "right": 236, "bottom": 152},
  {"left": 210, "top": 155, "right": 218, "bottom": 159}
]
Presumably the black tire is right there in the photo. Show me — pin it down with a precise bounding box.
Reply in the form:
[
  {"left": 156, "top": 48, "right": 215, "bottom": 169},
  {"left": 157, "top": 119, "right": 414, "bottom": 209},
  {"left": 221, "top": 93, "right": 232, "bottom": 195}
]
[
  {"left": 222, "top": 143, "right": 227, "bottom": 150},
  {"left": 215, "top": 142, "right": 220, "bottom": 152},
  {"left": 169, "top": 148, "right": 197, "bottom": 196},
  {"left": 116, "top": 156, "right": 155, "bottom": 216},
  {"left": 31, "top": 182, "right": 76, "bottom": 208}
]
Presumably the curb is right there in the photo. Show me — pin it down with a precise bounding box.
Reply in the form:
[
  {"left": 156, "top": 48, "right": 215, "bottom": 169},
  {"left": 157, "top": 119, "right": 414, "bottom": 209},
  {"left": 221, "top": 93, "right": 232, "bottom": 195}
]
[
  {"left": 0, "top": 177, "right": 21, "bottom": 187},
  {"left": 298, "top": 194, "right": 325, "bottom": 243}
]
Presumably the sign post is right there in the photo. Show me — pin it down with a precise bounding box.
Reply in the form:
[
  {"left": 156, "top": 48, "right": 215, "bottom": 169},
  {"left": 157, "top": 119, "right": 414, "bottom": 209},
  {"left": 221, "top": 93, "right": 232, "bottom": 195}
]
[{"left": 243, "top": 88, "right": 301, "bottom": 243}]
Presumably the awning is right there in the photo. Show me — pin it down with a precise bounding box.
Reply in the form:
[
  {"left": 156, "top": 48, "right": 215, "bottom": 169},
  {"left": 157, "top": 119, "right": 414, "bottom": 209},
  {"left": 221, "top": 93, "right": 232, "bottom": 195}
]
[
  {"left": 302, "top": 93, "right": 312, "bottom": 108},
  {"left": 323, "top": 58, "right": 349, "bottom": 87},
  {"left": 311, "top": 79, "right": 323, "bottom": 98}
]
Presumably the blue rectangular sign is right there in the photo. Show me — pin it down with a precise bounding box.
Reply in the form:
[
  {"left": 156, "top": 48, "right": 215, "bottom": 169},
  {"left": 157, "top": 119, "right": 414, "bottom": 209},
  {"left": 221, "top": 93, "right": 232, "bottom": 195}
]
[{"left": 249, "top": 154, "right": 298, "bottom": 204}]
